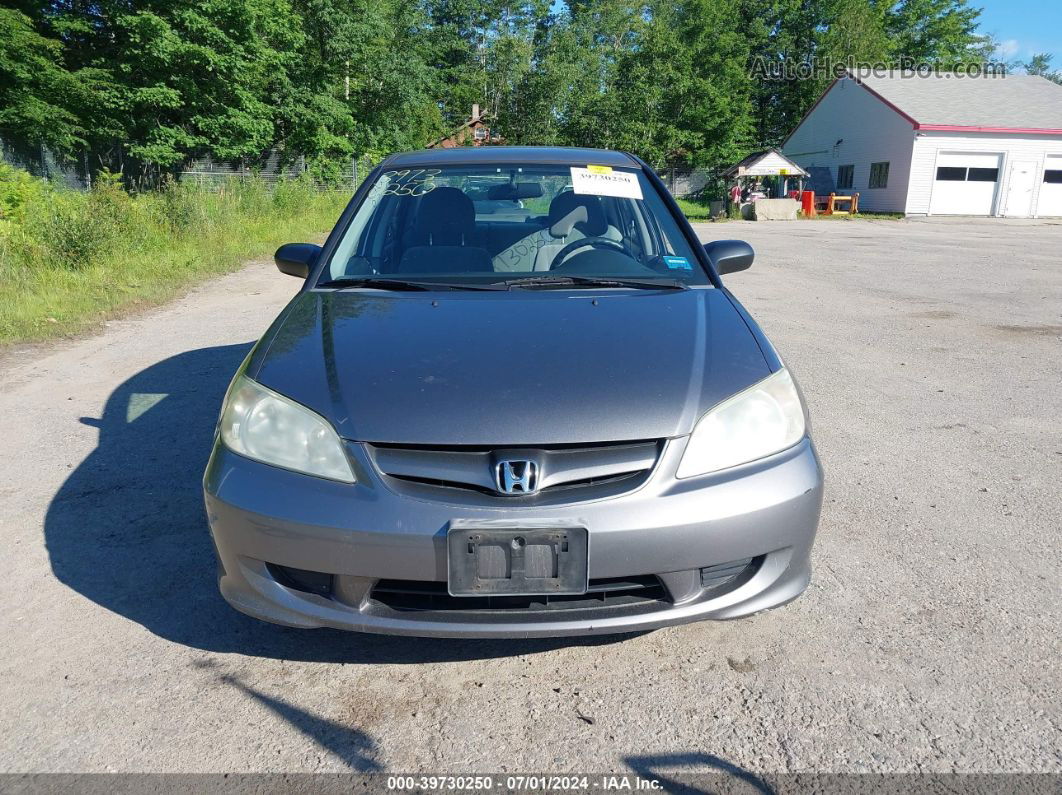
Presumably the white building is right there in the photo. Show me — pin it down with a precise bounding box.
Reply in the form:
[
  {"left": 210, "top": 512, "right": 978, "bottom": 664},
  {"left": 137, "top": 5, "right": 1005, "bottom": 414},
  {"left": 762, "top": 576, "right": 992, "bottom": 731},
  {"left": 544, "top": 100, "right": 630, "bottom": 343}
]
[{"left": 782, "top": 72, "right": 1062, "bottom": 217}]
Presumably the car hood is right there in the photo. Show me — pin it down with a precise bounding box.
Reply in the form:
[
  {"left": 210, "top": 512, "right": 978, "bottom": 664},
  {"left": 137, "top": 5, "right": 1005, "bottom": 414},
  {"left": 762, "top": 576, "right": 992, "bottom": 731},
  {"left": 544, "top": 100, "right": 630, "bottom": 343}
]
[{"left": 251, "top": 289, "right": 770, "bottom": 446}]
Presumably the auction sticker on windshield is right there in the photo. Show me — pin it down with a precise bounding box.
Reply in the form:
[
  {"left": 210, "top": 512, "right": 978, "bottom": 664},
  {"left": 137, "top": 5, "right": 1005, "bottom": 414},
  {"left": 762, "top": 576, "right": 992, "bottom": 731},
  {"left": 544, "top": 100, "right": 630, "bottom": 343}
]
[{"left": 571, "top": 166, "right": 643, "bottom": 200}]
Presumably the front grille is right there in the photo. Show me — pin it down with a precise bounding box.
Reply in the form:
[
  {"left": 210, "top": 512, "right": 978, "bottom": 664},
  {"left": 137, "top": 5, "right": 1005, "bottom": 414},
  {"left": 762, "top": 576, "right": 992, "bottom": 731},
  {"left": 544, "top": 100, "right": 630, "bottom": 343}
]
[
  {"left": 387, "top": 469, "right": 644, "bottom": 496},
  {"left": 370, "top": 575, "right": 669, "bottom": 613},
  {"left": 365, "top": 439, "right": 662, "bottom": 500}
]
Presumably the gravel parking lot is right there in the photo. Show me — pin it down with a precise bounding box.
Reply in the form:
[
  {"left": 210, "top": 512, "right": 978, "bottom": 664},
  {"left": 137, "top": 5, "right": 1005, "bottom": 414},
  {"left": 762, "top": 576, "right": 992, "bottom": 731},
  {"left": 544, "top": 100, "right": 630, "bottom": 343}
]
[{"left": 0, "top": 217, "right": 1059, "bottom": 778}]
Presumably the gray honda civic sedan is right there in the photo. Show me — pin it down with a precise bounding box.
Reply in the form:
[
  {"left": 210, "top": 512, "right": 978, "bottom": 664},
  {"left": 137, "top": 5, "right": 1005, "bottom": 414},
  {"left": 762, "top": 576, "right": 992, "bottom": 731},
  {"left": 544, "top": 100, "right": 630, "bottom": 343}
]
[{"left": 203, "top": 146, "right": 823, "bottom": 638}]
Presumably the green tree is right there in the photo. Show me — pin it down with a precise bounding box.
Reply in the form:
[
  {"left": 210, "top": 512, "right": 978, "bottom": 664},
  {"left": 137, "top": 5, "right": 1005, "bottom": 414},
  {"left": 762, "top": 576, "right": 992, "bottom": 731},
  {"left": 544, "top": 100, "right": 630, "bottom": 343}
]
[
  {"left": 819, "top": 0, "right": 891, "bottom": 73},
  {"left": 739, "top": 0, "right": 820, "bottom": 148},
  {"left": 610, "top": 0, "right": 754, "bottom": 167},
  {"left": 422, "top": 0, "right": 497, "bottom": 128},
  {"left": 18, "top": 0, "right": 298, "bottom": 180},
  {"left": 885, "top": 0, "right": 987, "bottom": 67},
  {"left": 1023, "top": 53, "right": 1062, "bottom": 85},
  {"left": 279, "top": 0, "right": 442, "bottom": 174},
  {"left": 0, "top": 8, "right": 87, "bottom": 155},
  {"left": 523, "top": 0, "right": 749, "bottom": 167},
  {"left": 0, "top": 0, "right": 1005, "bottom": 182},
  {"left": 494, "top": 8, "right": 587, "bottom": 146}
]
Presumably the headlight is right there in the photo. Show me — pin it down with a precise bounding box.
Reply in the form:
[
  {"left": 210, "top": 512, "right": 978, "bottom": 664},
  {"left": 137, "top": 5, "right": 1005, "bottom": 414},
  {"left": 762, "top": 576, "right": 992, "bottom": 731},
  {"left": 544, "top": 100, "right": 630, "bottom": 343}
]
[
  {"left": 677, "top": 368, "right": 806, "bottom": 478},
  {"left": 219, "top": 375, "right": 355, "bottom": 483}
]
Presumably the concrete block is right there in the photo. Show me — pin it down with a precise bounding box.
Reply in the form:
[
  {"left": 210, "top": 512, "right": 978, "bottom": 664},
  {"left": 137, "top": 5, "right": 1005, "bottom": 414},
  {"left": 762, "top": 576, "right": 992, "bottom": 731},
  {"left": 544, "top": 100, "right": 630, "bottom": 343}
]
[{"left": 752, "top": 198, "right": 799, "bottom": 221}]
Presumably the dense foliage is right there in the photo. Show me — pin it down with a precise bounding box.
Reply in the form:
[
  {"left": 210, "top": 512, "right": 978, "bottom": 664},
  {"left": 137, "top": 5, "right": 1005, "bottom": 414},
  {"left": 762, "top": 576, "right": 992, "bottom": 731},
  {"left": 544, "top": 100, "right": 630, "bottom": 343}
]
[
  {"left": 0, "top": 163, "right": 348, "bottom": 341},
  {"left": 0, "top": 0, "right": 1012, "bottom": 177}
]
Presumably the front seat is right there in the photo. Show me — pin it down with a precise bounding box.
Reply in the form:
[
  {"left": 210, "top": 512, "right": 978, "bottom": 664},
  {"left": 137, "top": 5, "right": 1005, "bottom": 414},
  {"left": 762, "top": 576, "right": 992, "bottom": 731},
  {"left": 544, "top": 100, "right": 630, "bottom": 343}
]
[
  {"left": 532, "top": 192, "right": 622, "bottom": 271},
  {"left": 397, "top": 187, "right": 492, "bottom": 274}
]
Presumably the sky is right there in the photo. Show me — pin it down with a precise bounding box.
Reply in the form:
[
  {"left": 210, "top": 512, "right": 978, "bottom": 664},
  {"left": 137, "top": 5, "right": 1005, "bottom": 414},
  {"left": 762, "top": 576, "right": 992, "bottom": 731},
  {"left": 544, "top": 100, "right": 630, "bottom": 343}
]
[{"left": 975, "top": 0, "right": 1062, "bottom": 68}]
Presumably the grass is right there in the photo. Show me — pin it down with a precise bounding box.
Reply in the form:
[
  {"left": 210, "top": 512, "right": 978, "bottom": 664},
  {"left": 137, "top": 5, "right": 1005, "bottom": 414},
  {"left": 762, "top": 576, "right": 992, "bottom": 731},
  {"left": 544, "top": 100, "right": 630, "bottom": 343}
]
[
  {"left": 0, "top": 170, "right": 349, "bottom": 345},
  {"left": 675, "top": 197, "right": 716, "bottom": 220}
]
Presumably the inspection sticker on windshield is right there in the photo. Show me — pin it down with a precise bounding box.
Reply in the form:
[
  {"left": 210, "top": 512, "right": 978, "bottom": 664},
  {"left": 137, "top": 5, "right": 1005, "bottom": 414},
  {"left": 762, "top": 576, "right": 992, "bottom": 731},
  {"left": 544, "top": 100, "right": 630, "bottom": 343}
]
[
  {"left": 571, "top": 166, "right": 643, "bottom": 200},
  {"left": 663, "top": 255, "right": 692, "bottom": 270}
]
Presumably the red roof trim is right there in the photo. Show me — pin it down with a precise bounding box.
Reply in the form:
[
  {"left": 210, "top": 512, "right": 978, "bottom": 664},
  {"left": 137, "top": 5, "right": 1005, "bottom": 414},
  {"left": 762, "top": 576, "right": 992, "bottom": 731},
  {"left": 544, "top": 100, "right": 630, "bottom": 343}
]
[
  {"left": 850, "top": 78, "right": 919, "bottom": 127},
  {"left": 917, "top": 124, "right": 1062, "bottom": 135},
  {"left": 781, "top": 75, "right": 920, "bottom": 148}
]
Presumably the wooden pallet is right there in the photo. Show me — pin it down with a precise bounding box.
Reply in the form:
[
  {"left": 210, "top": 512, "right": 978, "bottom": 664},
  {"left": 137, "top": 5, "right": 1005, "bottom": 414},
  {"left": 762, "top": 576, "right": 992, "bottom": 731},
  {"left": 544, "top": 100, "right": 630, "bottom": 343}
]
[{"left": 818, "top": 192, "right": 860, "bottom": 215}]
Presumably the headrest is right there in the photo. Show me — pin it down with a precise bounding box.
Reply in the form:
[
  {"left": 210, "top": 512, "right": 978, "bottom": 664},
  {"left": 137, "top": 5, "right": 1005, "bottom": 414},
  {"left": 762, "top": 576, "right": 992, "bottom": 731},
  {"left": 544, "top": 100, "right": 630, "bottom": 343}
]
[
  {"left": 410, "top": 187, "right": 475, "bottom": 246},
  {"left": 547, "top": 192, "right": 607, "bottom": 238}
]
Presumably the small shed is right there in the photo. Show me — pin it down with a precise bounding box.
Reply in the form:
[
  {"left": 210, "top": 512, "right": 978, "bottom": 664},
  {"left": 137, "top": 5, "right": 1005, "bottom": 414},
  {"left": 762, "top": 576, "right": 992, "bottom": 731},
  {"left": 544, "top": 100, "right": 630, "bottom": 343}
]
[
  {"left": 723, "top": 149, "right": 810, "bottom": 181},
  {"left": 722, "top": 149, "right": 809, "bottom": 219}
]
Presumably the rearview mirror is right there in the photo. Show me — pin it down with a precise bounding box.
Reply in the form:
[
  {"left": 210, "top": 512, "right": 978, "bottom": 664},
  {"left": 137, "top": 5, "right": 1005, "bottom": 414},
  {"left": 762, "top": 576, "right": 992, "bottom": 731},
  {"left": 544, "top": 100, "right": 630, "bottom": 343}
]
[
  {"left": 703, "top": 239, "right": 754, "bottom": 275},
  {"left": 274, "top": 243, "right": 321, "bottom": 279},
  {"left": 487, "top": 182, "right": 544, "bottom": 200}
]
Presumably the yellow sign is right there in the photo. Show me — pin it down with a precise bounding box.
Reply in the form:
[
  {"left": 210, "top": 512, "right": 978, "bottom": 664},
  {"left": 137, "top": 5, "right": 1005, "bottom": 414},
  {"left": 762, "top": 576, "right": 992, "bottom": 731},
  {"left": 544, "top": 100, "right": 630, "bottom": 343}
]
[
  {"left": 779, "top": 168, "right": 789, "bottom": 175},
  {"left": 586, "top": 164, "right": 613, "bottom": 174}
]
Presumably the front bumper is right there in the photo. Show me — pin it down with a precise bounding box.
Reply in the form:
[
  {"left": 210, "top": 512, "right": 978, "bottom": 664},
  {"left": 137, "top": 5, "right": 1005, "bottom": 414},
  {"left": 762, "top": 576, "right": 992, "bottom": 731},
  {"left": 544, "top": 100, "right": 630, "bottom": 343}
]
[{"left": 202, "top": 436, "right": 824, "bottom": 638}]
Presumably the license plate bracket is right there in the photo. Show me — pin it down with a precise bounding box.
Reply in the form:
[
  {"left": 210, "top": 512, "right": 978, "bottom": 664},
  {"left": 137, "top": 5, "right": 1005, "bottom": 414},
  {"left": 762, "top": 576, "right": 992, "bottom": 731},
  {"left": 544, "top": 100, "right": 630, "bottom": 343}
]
[{"left": 447, "top": 523, "right": 588, "bottom": 597}]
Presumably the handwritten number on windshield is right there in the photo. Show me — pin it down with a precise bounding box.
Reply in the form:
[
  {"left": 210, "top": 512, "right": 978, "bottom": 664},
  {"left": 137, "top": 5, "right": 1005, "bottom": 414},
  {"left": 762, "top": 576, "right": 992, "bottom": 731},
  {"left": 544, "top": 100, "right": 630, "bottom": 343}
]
[{"left": 382, "top": 169, "right": 441, "bottom": 197}]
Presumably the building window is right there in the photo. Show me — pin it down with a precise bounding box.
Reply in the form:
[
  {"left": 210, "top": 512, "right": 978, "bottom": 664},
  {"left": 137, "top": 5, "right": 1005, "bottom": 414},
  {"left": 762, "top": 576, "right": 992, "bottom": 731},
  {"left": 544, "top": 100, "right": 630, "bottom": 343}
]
[
  {"left": 1044, "top": 170, "right": 1062, "bottom": 184},
  {"left": 473, "top": 126, "right": 488, "bottom": 141},
  {"left": 836, "top": 165, "right": 854, "bottom": 190},
  {"left": 936, "top": 166, "right": 966, "bottom": 181},
  {"left": 935, "top": 166, "right": 999, "bottom": 182},
  {"left": 869, "top": 162, "right": 889, "bottom": 189}
]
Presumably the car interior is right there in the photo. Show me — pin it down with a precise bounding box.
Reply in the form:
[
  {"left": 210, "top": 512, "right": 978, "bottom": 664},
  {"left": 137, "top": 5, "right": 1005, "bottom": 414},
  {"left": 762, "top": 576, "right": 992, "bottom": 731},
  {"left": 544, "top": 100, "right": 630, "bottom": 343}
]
[{"left": 331, "top": 169, "right": 698, "bottom": 281}]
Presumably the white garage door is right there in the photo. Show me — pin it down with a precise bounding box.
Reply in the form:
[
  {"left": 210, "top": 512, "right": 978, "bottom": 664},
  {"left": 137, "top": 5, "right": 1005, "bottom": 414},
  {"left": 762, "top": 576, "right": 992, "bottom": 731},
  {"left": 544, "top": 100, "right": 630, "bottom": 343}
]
[
  {"left": 929, "top": 152, "right": 1002, "bottom": 216},
  {"left": 1037, "top": 156, "right": 1062, "bottom": 217}
]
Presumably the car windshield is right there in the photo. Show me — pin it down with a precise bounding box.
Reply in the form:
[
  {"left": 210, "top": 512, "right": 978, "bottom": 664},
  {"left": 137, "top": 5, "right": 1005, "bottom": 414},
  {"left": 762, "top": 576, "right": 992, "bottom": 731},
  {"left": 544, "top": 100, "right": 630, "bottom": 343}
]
[{"left": 320, "top": 163, "right": 709, "bottom": 287}]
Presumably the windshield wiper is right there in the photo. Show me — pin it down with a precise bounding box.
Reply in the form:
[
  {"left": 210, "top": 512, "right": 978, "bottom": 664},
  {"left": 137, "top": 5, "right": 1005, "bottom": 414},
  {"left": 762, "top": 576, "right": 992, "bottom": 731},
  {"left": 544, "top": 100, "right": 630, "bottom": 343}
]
[
  {"left": 317, "top": 275, "right": 688, "bottom": 292},
  {"left": 318, "top": 277, "right": 431, "bottom": 291},
  {"left": 317, "top": 277, "right": 504, "bottom": 291},
  {"left": 490, "top": 275, "right": 688, "bottom": 291}
]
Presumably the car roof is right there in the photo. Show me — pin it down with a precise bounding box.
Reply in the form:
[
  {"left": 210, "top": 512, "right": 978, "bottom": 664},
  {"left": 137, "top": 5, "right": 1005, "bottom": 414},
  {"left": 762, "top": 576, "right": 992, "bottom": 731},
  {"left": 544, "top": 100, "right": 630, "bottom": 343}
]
[{"left": 382, "top": 146, "right": 643, "bottom": 169}]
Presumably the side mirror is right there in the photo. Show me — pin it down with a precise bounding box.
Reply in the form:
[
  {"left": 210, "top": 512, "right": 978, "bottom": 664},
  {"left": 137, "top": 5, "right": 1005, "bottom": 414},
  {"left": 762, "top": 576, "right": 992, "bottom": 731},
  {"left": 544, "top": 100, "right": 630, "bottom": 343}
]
[
  {"left": 274, "top": 243, "right": 321, "bottom": 279},
  {"left": 703, "top": 240, "right": 754, "bottom": 275}
]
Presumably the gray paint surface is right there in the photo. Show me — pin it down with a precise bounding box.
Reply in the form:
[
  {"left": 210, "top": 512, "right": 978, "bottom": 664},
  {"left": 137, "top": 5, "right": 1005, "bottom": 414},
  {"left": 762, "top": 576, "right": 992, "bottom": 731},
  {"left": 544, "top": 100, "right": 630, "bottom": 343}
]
[
  {"left": 0, "top": 217, "right": 1059, "bottom": 773},
  {"left": 214, "top": 194, "right": 811, "bottom": 635},
  {"left": 251, "top": 289, "right": 770, "bottom": 445}
]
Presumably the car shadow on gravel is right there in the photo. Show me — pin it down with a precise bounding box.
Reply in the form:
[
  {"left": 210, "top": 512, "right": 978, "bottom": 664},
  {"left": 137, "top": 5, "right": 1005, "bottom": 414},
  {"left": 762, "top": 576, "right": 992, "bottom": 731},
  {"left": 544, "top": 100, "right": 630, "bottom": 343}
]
[
  {"left": 625, "top": 753, "right": 773, "bottom": 794},
  {"left": 222, "top": 672, "right": 383, "bottom": 771},
  {"left": 45, "top": 344, "right": 639, "bottom": 663}
]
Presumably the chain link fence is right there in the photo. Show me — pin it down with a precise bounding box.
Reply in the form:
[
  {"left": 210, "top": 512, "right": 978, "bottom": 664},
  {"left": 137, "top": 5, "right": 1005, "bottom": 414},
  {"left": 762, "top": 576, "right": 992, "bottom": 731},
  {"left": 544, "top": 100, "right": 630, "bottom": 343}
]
[
  {"left": 657, "top": 167, "right": 726, "bottom": 200},
  {"left": 0, "top": 139, "right": 378, "bottom": 193},
  {"left": 1, "top": 138, "right": 90, "bottom": 189},
  {"left": 3, "top": 140, "right": 725, "bottom": 201},
  {"left": 179, "top": 152, "right": 378, "bottom": 191}
]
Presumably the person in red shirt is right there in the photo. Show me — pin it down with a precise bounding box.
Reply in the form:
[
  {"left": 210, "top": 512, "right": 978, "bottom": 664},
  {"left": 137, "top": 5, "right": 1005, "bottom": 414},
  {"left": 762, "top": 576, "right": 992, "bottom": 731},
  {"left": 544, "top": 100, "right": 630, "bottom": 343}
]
[{"left": 729, "top": 182, "right": 741, "bottom": 210}]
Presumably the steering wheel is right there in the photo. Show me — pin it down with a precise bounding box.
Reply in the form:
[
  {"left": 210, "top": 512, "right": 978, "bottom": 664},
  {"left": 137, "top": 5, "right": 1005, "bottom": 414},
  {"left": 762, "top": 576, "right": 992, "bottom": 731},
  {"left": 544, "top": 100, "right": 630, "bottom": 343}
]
[{"left": 551, "top": 237, "right": 636, "bottom": 269}]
